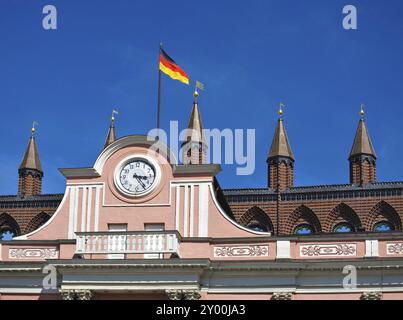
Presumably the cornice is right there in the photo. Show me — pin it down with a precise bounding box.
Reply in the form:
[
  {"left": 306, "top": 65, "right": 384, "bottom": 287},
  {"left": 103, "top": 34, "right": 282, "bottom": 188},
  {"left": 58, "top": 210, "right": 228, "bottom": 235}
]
[{"left": 224, "top": 182, "right": 403, "bottom": 202}]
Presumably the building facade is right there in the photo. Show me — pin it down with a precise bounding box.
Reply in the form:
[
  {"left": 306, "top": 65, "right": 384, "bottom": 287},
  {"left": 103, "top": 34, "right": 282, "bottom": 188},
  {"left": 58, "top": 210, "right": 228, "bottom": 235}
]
[{"left": 0, "top": 97, "right": 403, "bottom": 300}]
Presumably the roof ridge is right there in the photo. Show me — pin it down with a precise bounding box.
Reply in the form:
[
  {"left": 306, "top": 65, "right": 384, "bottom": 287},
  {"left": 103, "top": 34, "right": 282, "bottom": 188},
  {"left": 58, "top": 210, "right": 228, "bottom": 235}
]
[{"left": 223, "top": 181, "right": 403, "bottom": 193}]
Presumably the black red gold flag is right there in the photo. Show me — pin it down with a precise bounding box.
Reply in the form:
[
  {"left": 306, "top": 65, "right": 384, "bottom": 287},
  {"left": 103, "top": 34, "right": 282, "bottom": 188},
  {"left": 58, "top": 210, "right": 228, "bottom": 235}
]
[{"left": 159, "top": 49, "right": 189, "bottom": 85}]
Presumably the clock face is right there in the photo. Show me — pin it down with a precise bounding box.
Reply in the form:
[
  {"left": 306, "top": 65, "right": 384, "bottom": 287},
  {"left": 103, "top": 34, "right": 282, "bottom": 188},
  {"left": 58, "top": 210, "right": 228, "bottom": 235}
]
[{"left": 118, "top": 159, "right": 156, "bottom": 195}]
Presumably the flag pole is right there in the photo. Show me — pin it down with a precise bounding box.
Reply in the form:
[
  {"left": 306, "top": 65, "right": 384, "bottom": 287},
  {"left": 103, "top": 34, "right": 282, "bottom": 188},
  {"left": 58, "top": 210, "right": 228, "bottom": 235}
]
[{"left": 157, "top": 42, "right": 162, "bottom": 138}]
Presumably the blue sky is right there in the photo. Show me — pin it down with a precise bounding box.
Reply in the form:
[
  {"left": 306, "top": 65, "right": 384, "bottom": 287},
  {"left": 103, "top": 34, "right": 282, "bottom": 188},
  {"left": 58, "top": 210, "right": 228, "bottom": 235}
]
[{"left": 0, "top": 0, "right": 403, "bottom": 195}]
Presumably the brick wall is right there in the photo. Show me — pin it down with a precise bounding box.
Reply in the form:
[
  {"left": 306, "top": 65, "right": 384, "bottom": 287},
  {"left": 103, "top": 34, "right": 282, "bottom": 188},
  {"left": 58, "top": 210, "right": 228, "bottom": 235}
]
[{"left": 227, "top": 192, "right": 403, "bottom": 235}]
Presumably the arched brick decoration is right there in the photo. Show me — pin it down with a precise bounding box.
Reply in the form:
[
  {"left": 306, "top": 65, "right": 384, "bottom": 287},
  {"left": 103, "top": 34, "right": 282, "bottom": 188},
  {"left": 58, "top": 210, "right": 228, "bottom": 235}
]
[
  {"left": 324, "top": 203, "right": 362, "bottom": 233},
  {"left": 0, "top": 212, "right": 21, "bottom": 236},
  {"left": 239, "top": 206, "right": 274, "bottom": 233},
  {"left": 25, "top": 212, "right": 50, "bottom": 234},
  {"left": 365, "top": 201, "right": 402, "bottom": 231},
  {"left": 284, "top": 205, "right": 322, "bottom": 234}
]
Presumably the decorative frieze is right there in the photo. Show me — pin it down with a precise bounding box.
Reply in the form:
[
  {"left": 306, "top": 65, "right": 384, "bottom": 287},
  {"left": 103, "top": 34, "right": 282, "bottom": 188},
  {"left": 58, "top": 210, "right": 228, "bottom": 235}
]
[
  {"left": 166, "top": 289, "right": 201, "bottom": 300},
  {"left": 59, "top": 289, "right": 94, "bottom": 300},
  {"left": 214, "top": 245, "right": 269, "bottom": 258},
  {"left": 59, "top": 289, "right": 75, "bottom": 300},
  {"left": 300, "top": 244, "right": 356, "bottom": 257},
  {"left": 9, "top": 248, "right": 59, "bottom": 260},
  {"left": 75, "top": 290, "right": 94, "bottom": 300},
  {"left": 386, "top": 242, "right": 403, "bottom": 255},
  {"left": 166, "top": 289, "right": 183, "bottom": 300},
  {"left": 271, "top": 292, "right": 292, "bottom": 300},
  {"left": 183, "top": 290, "right": 202, "bottom": 300},
  {"left": 361, "top": 292, "right": 382, "bottom": 300}
]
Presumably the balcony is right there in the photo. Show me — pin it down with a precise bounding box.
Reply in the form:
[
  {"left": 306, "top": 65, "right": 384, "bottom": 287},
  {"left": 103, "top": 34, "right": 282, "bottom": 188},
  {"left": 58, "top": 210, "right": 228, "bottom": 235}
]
[{"left": 75, "top": 231, "right": 180, "bottom": 257}]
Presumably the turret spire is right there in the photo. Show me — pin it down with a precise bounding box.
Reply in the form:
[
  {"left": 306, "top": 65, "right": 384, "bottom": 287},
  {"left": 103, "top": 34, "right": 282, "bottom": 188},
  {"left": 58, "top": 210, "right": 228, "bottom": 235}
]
[
  {"left": 349, "top": 105, "right": 377, "bottom": 185},
  {"left": 350, "top": 105, "right": 376, "bottom": 159},
  {"left": 104, "top": 109, "right": 118, "bottom": 149},
  {"left": 182, "top": 88, "right": 207, "bottom": 164},
  {"left": 18, "top": 122, "right": 43, "bottom": 197},
  {"left": 268, "top": 104, "right": 294, "bottom": 160},
  {"left": 267, "top": 104, "right": 294, "bottom": 191}
]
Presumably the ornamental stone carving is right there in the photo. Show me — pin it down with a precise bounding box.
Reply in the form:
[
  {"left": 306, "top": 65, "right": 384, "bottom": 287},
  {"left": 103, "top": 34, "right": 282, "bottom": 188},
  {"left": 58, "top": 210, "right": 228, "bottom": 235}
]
[
  {"left": 214, "top": 245, "right": 269, "bottom": 258},
  {"left": 166, "top": 289, "right": 201, "bottom": 300},
  {"left": 183, "top": 290, "right": 201, "bottom": 300},
  {"left": 59, "top": 289, "right": 75, "bottom": 301},
  {"left": 386, "top": 243, "right": 403, "bottom": 255},
  {"left": 59, "top": 289, "right": 94, "bottom": 300},
  {"left": 9, "top": 248, "right": 59, "bottom": 260},
  {"left": 361, "top": 292, "right": 382, "bottom": 300},
  {"left": 271, "top": 292, "right": 292, "bottom": 300},
  {"left": 75, "top": 290, "right": 94, "bottom": 300},
  {"left": 300, "top": 244, "right": 356, "bottom": 257},
  {"left": 166, "top": 289, "right": 183, "bottom": 300}
]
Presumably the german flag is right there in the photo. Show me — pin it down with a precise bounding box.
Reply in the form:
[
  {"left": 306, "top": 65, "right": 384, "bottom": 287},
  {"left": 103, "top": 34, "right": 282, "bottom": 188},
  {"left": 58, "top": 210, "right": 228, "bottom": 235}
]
[{"left": 159, "top": 49, "right": 189, "bottom": 85}]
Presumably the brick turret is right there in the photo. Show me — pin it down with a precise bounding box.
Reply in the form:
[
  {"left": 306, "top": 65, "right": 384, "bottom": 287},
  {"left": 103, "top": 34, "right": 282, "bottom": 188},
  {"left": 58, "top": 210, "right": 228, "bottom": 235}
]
[
  {"left": 267, "top": 105, "right": 294, "bottom": 191},
  {"left": 349, "top": 107, "right": 376, "bottom": 186},
  {"left": 18, "top": 124, "right": 43, "bottom": 197}
]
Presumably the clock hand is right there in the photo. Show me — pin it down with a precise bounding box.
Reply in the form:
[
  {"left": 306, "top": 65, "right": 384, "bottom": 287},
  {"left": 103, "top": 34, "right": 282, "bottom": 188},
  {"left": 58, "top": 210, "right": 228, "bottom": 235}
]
[
  {"left": 133, "top": 174, "right": 149, "bottom": 180},
  {"left": 135, "top": 177, "right": 146, "bottom": 189},
  {"left": 133, "top": 175, "right": 147, "bottom": 189}
]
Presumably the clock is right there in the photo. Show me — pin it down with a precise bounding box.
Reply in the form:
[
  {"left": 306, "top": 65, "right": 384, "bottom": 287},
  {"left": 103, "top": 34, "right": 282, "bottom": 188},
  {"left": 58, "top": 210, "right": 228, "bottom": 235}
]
[{"left": 114, "top": 156, "right": 161, "bottom": 197}]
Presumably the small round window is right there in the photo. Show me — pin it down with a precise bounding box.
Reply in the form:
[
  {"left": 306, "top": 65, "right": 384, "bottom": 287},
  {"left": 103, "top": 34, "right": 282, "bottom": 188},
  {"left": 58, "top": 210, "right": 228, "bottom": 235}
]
[
  {"left": 294, "top": 224, "right": 314, "bottom": 235},
  {"left": 373, "top": 221, "right": 394, "bottom": 233},
  {"left": 333, "top": 223, "right": 354, "bottom": 233}
]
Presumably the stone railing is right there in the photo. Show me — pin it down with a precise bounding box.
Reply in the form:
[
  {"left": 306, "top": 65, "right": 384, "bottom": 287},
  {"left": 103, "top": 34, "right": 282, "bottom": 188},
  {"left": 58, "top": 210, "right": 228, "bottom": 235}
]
[{"left": 75, "top": 231, "right": 180, "bottom": 256}]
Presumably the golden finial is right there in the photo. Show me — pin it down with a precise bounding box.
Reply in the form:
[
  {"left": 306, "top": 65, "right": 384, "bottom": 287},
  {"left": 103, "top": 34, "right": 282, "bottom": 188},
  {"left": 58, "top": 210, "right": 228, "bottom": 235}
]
[
  {"left": 193, "top": 80, "right": 204, "bottom": 102},
  {"left": 31, "top": 121, "right": 38, "bottom": 137},
  {"left": 111, "top": 109, "right": 119, "bottom": 124},
  {"left": 278, "top": 103, "right": 285, "bottom": 118},
  {"left": 360, "top": 104, "right": 365, "bottom": 119},
  {"left": 193, "top": 90, "right": 199, "bottom": 104}
]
